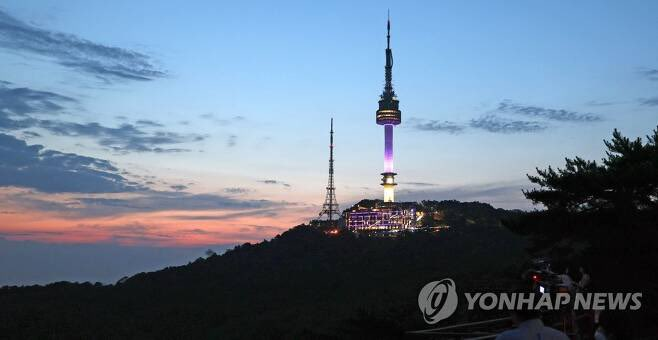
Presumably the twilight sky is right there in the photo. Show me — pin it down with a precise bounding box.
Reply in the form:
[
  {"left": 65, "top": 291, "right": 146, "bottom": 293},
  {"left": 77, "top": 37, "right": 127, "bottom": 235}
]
[{"left": 1, "top": 1, "right": 657, "bottom": 284}]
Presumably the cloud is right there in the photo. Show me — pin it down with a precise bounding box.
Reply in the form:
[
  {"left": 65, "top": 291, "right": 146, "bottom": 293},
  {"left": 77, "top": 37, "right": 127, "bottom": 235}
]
[
  {"left": 0, "top": 111, "right": 36, "bottom": 130},
  {"left": 0, "top": 114, "right": 204, "bottom": 154},
  {"left": 19, "top": 190, "right": 287, "bottom": 218},
  {"left": 0, "top": 81, "right": 76, "bottom": 116},
  {"left": 0, "top": 133, "right": 142, "bottom": 193},
  {"left": 638, "top": 96, "right": 658, "bottom": 106},
  {"left": 135, "top": 119, "right": 164, "bottom": 128},
  {"left": 0, "top": 9, "right": 166, "bottom": 82},
  {"left": 639, "top": 68, "right": 658, "bottom": 81},
  {"left": 410, "top": 116, "right": 544, "bottom": 134},
  {"left": 585, "top": 100, "right": 618, "bottom": 107},
  {"left": 408, "top": 118, "right": 465, "bottom": 134},
  {"left": 78, "top": 192, "right": 277, "bottom": 213},
  {"left": 0, "top": 82, "right": 203, "bottom": 153},
  {"left": 37, "top": 120, "right": 205, "bottom": 153},
  {"left": 244, "top": 224, "right": 285, "bottom": 232},
  {"left": 258, "top": 179, "right": 291, "bottom": 187},
  {"left": 227, "top": 134, "right": 237, "bottom": 147},
  {"left": 469, "top": 115, "right": 547, "bottom": 133},
  {"left": 21, "top": 130, "right": 40, "bottom": 138},
  {"left": 199, "top": 114, "right": 246, "bottom": 126},
  {"left": 167, "top": 209, "right": 279, "bottom": 221},
  {"left": 0, "top": 133, "right": 291, "bottom": 217},
  {"left": 170, "top": 184, "right": 188, "bottom": 191},
  {"left": 496, "top": 101, "right": 602, "bottom": 122},
  {"left": 410, "top": 101, "right": 599, "bottom": 135},
  {"left": 396, "top": 182, "right": 534, "bottom": 210},
  {"left": 81, "top": 222, "right": 172, "bottom": 244},
  {"left": 399, "top": 182, "right": 440, "bottom": 187},
  {"left": 224, "top": 187, "right": 250, "bottom": 194}
]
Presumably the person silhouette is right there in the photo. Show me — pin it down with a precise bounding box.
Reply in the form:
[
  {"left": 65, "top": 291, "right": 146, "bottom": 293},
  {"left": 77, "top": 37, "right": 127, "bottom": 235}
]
[
  {"left": 496, "top": 284, "right": 570, "bottom": 340},
  {"left": 578, "top": 266, "right": 591, "bottom": 292}
]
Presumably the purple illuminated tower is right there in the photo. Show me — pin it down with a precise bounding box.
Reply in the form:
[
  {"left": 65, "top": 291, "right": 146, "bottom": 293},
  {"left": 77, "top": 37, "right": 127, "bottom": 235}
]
[{"left": 376, "top": 15, "right": 401, "bottom": 203}]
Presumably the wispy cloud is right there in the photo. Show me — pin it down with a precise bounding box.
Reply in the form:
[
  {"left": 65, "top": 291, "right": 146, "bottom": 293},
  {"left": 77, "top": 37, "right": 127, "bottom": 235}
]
[
  {"left": 224, "top": 187, "right": 250, "bottom": 194},
  {"left": 396, "top": 181, "right": 534, "bottom": 210},
  {"left": 258, "top": 179, "right": 291, "bottom": 187},
  {"left": 227, "top": 134, "right": 237, "bottom": 147},
  {"left": 199, "top": 114, "right": 246, "bottom": 126},
  {"left": 0, "top": 134, "right": 293, "bottom": 220},
  {"left": 0, "top": 81, "right": 76, "bottom": 116},
  {"left": 409, "top": 115, "right": 546, "bottom": 134},
  {"left": 469, "top": 115, "right": 547, "bottom": 133},
  {"left": 73, "top": 191, "right": 282, "bottom": 216},
  {"left": 21, "top": 130, "right": 40, "bottom": 139},
  {"left": 38, "top": 120, "right": 205, "bottom": 153},
  {"left": 399, "top": 181, "right": 440, "bottom": 187},
  {"left": 585, "top": 100, "right": 618, "bottom": 107},
  {"left": 0, "top": 115, "right": 204, "bottom": 153},
  {"left": 0, "top": 82, "right": 205, "bottom": 153},
  {"left": 410, "top": 100, "right": 601, "bottom": 135},
  {"left": 407, "top": 118, "right": 465, "bottom": 134},
  {"left": 9, "top": 191, "right": 290, "bottom": 219},
  {"left": 135, "top": 119, "right": 164, "bottom": 128},
  {"left": 638, "top": 96, "right": 658, "bottom": 106},
  {"left": 639, "top": 67, "right": 658, "bottom": 81},
  {"left": 170, "top": 184, "right": 188, "bottom": 191},
  {"left": 167, "top": 209, "right": 279, "bottom": 221},
  {"left": 0, "top": 133, "right": 142, "bottom": 193},
  {"left": 0, "top": 9, "right": 166, "bottom": 82},
  {"left": 496, "top": 101, "right": 602, "bottom": 122}
]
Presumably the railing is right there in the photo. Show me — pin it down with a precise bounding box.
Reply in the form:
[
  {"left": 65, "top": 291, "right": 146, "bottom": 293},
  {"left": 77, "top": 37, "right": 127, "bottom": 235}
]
[{"left": 407, "top": 317, "right": 512, "bottom": 339}]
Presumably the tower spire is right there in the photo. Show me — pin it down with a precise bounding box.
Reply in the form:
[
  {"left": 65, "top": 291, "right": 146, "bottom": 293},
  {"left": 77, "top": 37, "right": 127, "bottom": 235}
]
[
  {"left": 319, "top": 118, "right": 339, "bottom": 223},
  {"left": 387, "top": 10, "right": 391, "bottom": 49},
  {"left": 384, "top": 12, "right": 394, "bottom": 98}
]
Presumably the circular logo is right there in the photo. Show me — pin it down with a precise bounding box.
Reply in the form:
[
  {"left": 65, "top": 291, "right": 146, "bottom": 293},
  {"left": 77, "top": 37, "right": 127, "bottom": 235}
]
[{"left": 418, "top": 278, "right": 458, "bottom": 324}]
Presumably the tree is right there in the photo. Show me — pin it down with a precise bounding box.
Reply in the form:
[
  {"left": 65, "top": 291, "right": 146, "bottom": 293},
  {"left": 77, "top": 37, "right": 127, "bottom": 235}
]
[
  {"left": 506, "top": 127, "right": 658, "bottom": 334},
  {"left": 523, "top": 126, "right": 658, "bottom": 215},
  {"left": 204, "top": 249, "right": 216, "bottom": 258}
]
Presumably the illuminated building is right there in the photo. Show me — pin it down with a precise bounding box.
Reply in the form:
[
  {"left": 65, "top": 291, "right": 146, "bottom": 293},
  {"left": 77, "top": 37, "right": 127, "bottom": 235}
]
[
  {"left": 346, "top": 202, "right": 420, "bottom": 235},
  {"left": 377, "top": 14, "right": 401, "bottom": 203}
]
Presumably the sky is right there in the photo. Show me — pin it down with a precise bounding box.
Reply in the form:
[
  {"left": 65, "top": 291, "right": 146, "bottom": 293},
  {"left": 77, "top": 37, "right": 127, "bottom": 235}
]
[{"left": 1, "top": 1, "right": 657, "bottom": 284}]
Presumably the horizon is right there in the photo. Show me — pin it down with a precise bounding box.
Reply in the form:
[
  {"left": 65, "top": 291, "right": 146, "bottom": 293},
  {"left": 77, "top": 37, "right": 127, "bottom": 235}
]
[{"left": 1, "top": 1, "right": 657, "bottom": 285}]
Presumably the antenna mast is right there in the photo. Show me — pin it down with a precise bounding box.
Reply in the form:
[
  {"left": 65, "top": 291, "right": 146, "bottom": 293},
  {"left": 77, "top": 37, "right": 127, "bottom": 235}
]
[{"left": 319, "top": 118, "right": 339, "bottom": 223}]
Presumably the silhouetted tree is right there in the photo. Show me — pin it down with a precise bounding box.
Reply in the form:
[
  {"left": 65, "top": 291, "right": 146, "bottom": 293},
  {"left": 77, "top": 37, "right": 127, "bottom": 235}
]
[
  {"left": 505, "top": 126, "right": 658, "bottom": 336},
  {"left": 524, "top": 126, "right": 658, "bottom": 216}
]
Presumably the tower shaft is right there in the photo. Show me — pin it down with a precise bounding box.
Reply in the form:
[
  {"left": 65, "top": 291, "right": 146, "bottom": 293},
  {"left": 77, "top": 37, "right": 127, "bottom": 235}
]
[
  {"left": 384, "top": 124, "right": 394, "bottom": 172},
  {"left": 382, "top": 124, "right": 396, "bottom": 202},
  {"left": 320, "top": 118, "right": 339, "bottom": 222}
]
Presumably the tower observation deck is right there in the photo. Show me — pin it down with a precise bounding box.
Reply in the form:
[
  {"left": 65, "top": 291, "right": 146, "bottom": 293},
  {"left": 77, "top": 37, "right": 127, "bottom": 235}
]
[{"left": 376, "top": 14, "right": 401, "bottom": 203}]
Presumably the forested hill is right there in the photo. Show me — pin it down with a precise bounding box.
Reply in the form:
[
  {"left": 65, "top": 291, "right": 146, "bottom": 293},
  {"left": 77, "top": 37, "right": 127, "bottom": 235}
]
[{"left": 0, "top": 201, "right": 526, "bottom": 339}]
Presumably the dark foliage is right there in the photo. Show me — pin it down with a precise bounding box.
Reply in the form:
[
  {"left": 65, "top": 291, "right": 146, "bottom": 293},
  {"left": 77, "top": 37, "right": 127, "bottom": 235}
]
[{"left": 524, "top": 126, "right": 658, "bottom": 215}]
